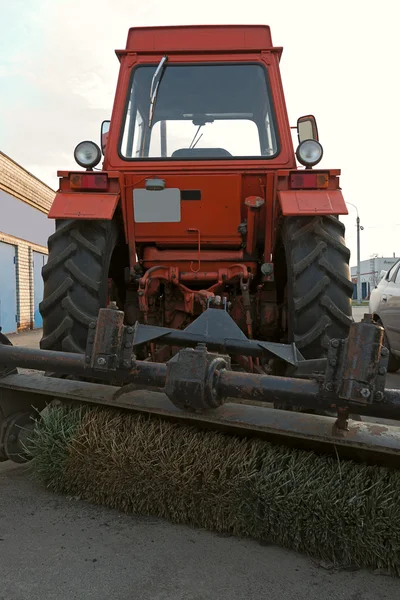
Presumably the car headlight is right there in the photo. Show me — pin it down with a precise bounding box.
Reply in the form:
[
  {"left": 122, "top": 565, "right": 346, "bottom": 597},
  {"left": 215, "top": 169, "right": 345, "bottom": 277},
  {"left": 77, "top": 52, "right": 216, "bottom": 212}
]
[
  {"left": 296, "top": 140, "right": 323, "bottom": 167},
  {"left": 74, "top": 141, "right": 102, "bottom": 169}
]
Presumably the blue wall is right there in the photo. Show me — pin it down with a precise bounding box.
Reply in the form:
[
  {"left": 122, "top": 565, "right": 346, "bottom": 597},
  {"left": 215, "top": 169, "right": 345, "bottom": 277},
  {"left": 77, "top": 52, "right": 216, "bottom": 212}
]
[
  {"left": 0, "top": 242, "right": 17, "bottom": 334},
  {"left": 33, "top": 251, "right": 47, "bottom": 328},
  {"left": 0, "top": 189, "right": 54, "bottom": 246}
]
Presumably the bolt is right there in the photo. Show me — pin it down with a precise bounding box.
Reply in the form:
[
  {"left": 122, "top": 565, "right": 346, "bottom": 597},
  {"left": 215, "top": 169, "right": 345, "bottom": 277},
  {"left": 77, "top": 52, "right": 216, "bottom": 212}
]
[
  {"left": 329, "top": 358, "right": 337, "bottom": 367},
  {"left": 126, "top": 327, "right": 134, "bottom": 334},
  {"left": 379, "top": 366, "right": 387, "bottom": 376},
  {"left": 85, "top": 356, "right": 91, "bottom": 363},
  {"left": 360, "top": 388, "right": 371, "bottom": 399},
  {"left": 89, "top": 322, "right": 96, "bottom": 329},
  {"left": 108, "top": 301, "right": 118, "bottom": 310},
  {"left": 87, "top": 337, "right": 94, "bottom": 344},
  {"left": 325, "top": 383, "right": 334, "bottom": 392},
  {"left": 97, "top": 357, "right": 106, "bottom": 366},
  {"left": 381, "top": 347, "right": 389, "bottom": 357},
  {"left": 375, "top": 391, "right": 384, "bottom": 401},
  {"left": 331, "top": 339, "right": 340, "bottom": 348},
  {"left": 123, "top": 360, "right": 131, "bottom": 369},
  {"left": 125, "top": 342, "right": 132, "bottom": 349}
]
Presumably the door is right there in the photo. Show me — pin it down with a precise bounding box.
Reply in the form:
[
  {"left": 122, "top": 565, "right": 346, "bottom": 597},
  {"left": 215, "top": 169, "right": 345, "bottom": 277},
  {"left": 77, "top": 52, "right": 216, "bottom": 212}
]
[
  {"left": 0, "top": 241, "right": 17, "bottom": 334},
  {"left": 380, "top": 262, "right": 400, "bottom": 354},
  {"left": 33, "top": 251, "right": 47, "bottom": 328},
  {"left": 362, "top": 282, "right": 367, "bottom": 300}
]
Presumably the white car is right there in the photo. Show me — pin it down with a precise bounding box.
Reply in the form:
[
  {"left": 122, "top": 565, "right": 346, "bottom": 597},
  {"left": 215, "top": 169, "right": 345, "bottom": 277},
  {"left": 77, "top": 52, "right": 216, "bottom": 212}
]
[{"left": 369, "top": 259, "right": 400, "bottom": 372}]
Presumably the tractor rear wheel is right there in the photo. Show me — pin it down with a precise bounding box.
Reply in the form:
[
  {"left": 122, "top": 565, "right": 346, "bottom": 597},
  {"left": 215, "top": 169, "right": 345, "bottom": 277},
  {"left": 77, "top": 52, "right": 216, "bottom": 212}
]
[
  {"left": 282, "top": 215, "right": 353, "bottom": 360},
  {"left": 40, "top": 219, "right": 119, "bottom": 354},
  {"left": 275, "top": 216, "right": 354, "bottom": 416}
]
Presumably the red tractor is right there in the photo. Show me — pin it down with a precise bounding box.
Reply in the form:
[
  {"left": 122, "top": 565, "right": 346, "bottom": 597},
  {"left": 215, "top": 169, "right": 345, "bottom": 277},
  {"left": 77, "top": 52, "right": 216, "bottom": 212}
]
[
  {"left": 41, "top": 25, "right": 352, "bottom": 376},
  {"left": 2, "top": 25, "right": 400, "bottom": 466}
]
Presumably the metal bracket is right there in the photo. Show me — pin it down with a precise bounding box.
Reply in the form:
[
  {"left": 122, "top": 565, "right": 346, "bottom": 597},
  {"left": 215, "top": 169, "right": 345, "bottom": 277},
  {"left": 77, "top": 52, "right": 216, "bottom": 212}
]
[
  {"left": 324, "top": 316, "right": 388, "bottom": 405},
  {"left": 85, "top": 304, "right": 136, "bottom": 372}
]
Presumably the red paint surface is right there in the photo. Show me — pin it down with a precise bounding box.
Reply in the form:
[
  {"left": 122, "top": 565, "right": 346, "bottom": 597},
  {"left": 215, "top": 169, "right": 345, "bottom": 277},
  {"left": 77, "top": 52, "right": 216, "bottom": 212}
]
[
  {"left": 278, "top": 190, "right": 348, "bottom": 216},
  {"left": 48, "top": 193, "right": 120, "bottom": 220}
]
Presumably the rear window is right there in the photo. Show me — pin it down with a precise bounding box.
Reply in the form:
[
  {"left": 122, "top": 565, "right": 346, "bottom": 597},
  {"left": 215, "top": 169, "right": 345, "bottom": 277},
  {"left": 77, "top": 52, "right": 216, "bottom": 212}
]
[{"left": 120, "top": 63, "right": 279, "bottom": 160}]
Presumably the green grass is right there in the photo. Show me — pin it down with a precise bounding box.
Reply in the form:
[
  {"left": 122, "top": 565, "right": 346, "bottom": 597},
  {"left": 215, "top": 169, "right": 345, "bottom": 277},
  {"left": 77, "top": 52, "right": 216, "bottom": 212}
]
[{"left": 29, "top": 405, "right": 400, "bottom": 575}]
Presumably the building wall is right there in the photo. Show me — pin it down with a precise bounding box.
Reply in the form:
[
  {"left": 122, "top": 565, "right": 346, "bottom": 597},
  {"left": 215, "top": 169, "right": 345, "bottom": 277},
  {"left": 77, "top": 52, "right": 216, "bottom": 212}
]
[
  {"left": 351, "top": 256, "right": 399, "bottom": 300},
  {"left": 0, "top": 152, "right": 55, "bottom": 333},
  {"left": 0, "top": 232, "right": 48, "bottom": 331},
  {"left": 0, "top": 189, "right": 55, "bottom": 247}
]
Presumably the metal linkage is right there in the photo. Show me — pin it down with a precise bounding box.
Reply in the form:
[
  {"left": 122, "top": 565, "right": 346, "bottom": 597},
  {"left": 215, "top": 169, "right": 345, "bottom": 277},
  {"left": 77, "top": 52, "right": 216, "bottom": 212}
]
[
  {"left": 133, "top": 307, "right": 304, "bottom": 366},
  {"left": 2, "top": 306, "right": 400, "bottom": 466},
  {"left": 165, "top": 344, "right": 231, "bottom": 411},
  {"left": 0, "top": 307, "right": 400, "bottom": 421}
]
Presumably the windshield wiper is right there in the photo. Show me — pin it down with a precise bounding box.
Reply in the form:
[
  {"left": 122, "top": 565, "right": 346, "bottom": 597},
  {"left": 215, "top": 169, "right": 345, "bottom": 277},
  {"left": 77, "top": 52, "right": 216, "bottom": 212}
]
[
  {"left": 189, "top": 125, "right": 203, "bottom": 149},
  {"left": 148, "top": 55, "right": 168, "bottom": 128}
]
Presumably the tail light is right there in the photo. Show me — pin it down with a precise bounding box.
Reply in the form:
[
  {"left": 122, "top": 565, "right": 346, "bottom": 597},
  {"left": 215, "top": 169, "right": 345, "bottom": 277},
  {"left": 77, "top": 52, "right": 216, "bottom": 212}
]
[
  {"left": 290, "top": 173, "right": 329, "bottom": 189},
  {"left": 69, "top": 173, "right": 108, "bottom": 191}
]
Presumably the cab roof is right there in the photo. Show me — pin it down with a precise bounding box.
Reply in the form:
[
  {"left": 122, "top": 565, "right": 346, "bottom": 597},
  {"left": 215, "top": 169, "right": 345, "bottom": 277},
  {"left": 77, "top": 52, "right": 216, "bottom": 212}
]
[{"left": 116, "top": 25, "right": 282, "bottom": 59}]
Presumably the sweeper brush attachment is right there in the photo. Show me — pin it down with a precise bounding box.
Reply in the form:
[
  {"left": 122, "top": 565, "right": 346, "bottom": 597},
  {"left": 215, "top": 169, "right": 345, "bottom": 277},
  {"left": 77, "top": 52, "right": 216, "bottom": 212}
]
[
  {"left": 2, "top": 305, "right": 400, "bottom": 573},
  {"left": 29, "top": 404, "right": 400, "bottom": 575}
]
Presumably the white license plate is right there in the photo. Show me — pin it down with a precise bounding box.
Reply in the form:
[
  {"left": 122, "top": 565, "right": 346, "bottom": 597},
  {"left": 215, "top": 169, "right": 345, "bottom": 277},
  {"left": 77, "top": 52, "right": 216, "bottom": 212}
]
[{"left": 133, "top": 188, "right": 181, "bottom": 223}]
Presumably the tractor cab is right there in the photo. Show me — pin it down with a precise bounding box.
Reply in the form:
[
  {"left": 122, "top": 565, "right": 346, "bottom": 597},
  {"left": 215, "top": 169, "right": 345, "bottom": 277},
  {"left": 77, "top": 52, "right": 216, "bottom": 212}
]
[{"left": 101, "top": 25, "right": 297, "bottom": 170}]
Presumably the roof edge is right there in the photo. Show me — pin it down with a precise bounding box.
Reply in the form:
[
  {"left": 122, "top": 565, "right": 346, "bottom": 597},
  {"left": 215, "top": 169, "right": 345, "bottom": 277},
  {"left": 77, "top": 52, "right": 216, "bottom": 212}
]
[{"left": 0, "top": 151, "right": 56, "bottom": 193}]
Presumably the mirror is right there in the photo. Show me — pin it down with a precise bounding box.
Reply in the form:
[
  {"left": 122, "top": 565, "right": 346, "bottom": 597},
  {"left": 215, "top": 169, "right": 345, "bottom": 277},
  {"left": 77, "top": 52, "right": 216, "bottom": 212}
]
[
  {"left": 101, "top": 120, "right": 110, "bottom": 154},
  {"left": 297, "top": 115, "right": 319, "bottom": 143}
]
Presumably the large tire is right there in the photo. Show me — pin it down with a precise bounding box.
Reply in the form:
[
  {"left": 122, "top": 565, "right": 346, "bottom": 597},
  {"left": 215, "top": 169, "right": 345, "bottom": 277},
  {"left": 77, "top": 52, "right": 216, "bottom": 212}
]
[
  {"left": 40, "top": 219, "right": 119, "bottom": 354},
  {"left": 282, "top": 216, "right": 353, "bottom": 360}
]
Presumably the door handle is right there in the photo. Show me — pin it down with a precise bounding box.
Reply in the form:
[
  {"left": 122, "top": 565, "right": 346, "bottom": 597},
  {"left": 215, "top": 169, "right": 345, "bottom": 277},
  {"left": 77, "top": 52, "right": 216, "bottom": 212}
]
[{"left": 382, "top": 295, "right": 387, "bottom": 302}]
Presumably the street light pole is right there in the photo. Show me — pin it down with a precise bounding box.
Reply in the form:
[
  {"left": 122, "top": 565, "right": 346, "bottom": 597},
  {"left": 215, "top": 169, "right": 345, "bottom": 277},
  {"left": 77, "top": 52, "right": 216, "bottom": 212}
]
[
  {"left": 346, "top": 202, "right": 362, "bottom": 305},
  {"left": 356, "top": 214, "right": 361, "bottom": 305}
]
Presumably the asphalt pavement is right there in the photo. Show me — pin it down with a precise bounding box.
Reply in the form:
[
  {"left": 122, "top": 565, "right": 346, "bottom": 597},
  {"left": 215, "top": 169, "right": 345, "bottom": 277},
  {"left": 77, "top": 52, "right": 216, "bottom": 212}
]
[{"left": 1, "top": 322, "right": 400, "bottom": 599}]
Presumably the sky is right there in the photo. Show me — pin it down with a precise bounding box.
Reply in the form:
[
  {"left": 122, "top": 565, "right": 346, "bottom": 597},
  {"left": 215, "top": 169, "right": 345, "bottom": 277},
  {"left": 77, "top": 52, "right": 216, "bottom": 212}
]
[{"left": 0, "top": 0, "right": 399, "bottom": 267}]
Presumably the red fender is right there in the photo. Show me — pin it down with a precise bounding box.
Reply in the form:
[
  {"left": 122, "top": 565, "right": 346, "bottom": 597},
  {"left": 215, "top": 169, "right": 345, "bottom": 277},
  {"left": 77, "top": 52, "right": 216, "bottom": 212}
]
[
  {"left": 48, "top": 192, "right": 120, "bottom": 220},
  {"left": 278, "top": 189, "right": 348, "bottom": 216}
]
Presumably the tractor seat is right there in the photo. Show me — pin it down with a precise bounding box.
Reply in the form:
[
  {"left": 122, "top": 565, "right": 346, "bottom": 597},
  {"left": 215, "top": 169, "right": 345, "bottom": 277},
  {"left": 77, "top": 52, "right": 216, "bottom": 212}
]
[{"left": 171, "top": 148, "right": 232, "bottom": 158}]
